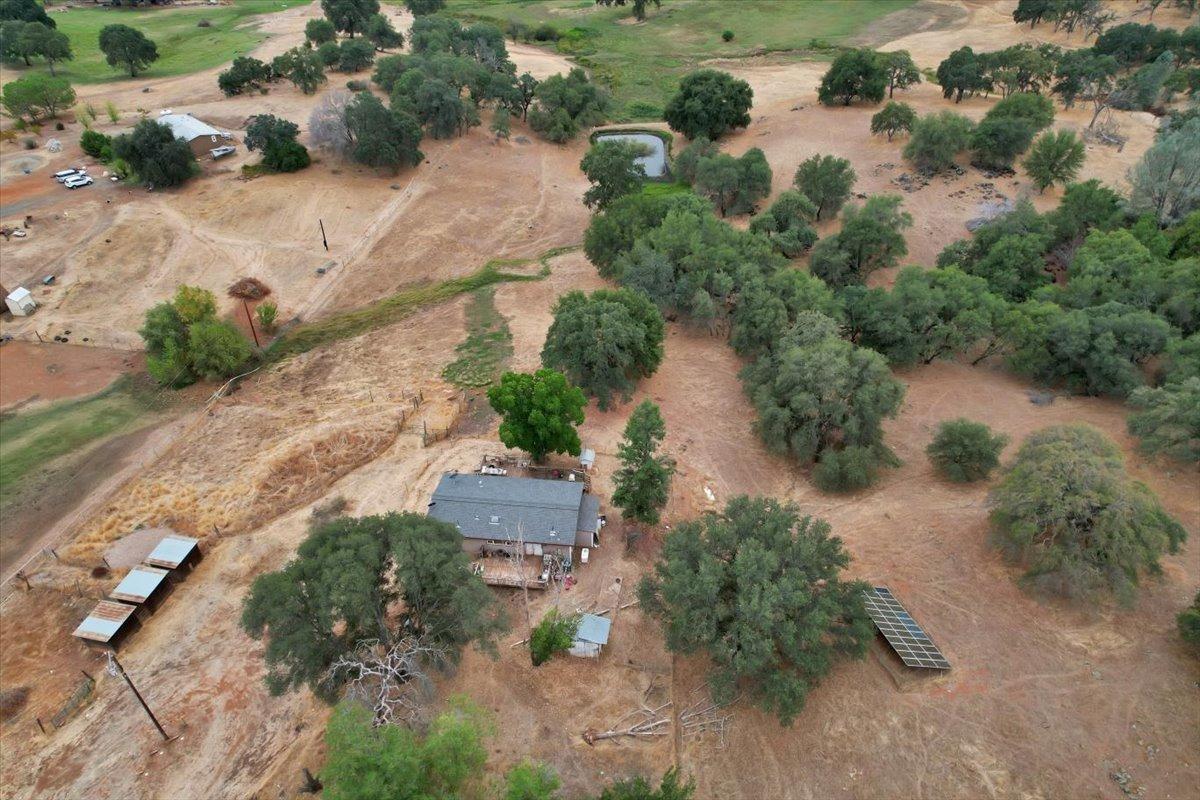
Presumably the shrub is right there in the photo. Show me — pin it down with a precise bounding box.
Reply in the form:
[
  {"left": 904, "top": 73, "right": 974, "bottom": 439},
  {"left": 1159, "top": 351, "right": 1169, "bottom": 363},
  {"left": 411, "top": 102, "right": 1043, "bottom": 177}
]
[
  {"left": 904, "top": 110, "right": 974, "bottom": 173},
  {"left": 346, "top": 79, "right": 367, "bottom": 91},
  {"left": 529, "top": 608, "right": 579, "bottom": 666},
  {"left": 316, "top": 41, "right": 340, "bottom": 67},
  {"left": 722, "top": 30, "right": 734, "bottom": 42},
  {"left": 22, "top": 137, "right": 36, "bottom": 150},
  {"left": 256, "top": 301, "right": 279, "bottom": 333},
  {"left": 80, "top": 129, "right": 111, "bottom": 158},
  {"left": 927, "top": 418, "right": 1007, "bottom": 482},
  {"left": 532, "top": 22, "right": 559, "bottom": 41},
  {"left": 970, "top": 116, "right": 1036, "bottom": 171},
  {"left": 990, "top": 425, "right": 1187, "bottom": 603},
  {"left": 1180, "top": 592, "right": 1200, "bottom": 650},
  {"left": 812, "top": 446, "right": 881, "bottom": 492}
]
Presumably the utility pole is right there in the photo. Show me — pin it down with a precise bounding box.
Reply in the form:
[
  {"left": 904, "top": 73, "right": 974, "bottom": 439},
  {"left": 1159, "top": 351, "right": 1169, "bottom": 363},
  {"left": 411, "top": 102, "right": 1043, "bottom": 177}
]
[
  {"left": 242, "top": 299, "right": 260, "bottom": 348},
  {"left": 106, "top": 653, "right": 169, "bottom": 741},
  {"left": 318, "top": 218, "right": 328, "bottom": 252}
]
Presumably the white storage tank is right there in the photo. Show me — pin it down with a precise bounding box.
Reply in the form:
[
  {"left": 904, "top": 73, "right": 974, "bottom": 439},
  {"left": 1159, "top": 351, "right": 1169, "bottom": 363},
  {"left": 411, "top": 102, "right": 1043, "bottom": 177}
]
[{"left": 5, "top": 287, "right": 36, "bottom": 316}]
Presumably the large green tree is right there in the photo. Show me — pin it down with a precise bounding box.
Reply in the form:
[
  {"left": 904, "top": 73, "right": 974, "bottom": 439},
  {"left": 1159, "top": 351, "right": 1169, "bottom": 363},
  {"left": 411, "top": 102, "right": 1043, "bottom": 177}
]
[
  {"left": 1023, "top": 129, "right": 1086, "bottom": 192},
  {"left": 937, "top": 46, "right": 989, "bottom": 102},
  {"left": 0, "top": 72, "right": 73, "bottom": 121},
  {"left": 870, "top": 101, "right": 916, "bottom": 141},
  {"left": 321, "top": 698, "right": 489, "bottom": 800},
  {"left": 321, "top": 0, "right": 380, "bottom": 38},
  {"left": 241, "top": 513, "right": 505, "bottom": 699},
  {"left": 1128, "top": 117, "right": 1200, "bottom": 225},
  {"left": 487, "top": 369, "right": 587, "bottom": 461},
  {"left": 879, "top": 49, "right": 920, "bottom": 98},
  {"left": 112, "top": 118, "right": 196, "bottom": 188},
  {"left": 639, "top": 495, "right": 873, "bottom": 725},
  {"left": 98, "top": 24, "right": 158, "bottom": 77},
  {"left": 730, "top": 268, "right": 841, "bottom": 357},
  {"left": 612, "top": 401, "right": 674, "bottom": 525},
  {"left": 809, "top": 194, "right": 911, "bottom": 288},
  {"left": 18, "top": 22, "right": 71, "bottom": 75},
  {"left": 541, "top": 289, "right": 665, "bottom": 410},
  {"left": 741, "top": 314, "right": 906, "bottom": 463},
  {"left": 581, "top": 139, "right": 648, "bottom": 210},
  {"left": 0, "top": 0, "right": 53, "bottom": 27},
  {"left": 990, "top": 425, "right": 1187, "bottom": 603},
  {"left": 663, "top": 69, "right": 753, "bottom": 140},
  {"left": 792, "top": 154, "right": 855, "bottom": 221},
  {"left": 817, "top": 48, "right": 887, "bottom": 106}
]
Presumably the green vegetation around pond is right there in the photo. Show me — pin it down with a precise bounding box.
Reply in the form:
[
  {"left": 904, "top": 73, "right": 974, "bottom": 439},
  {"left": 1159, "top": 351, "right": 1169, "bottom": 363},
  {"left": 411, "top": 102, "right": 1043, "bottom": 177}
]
[
  {"left": 445, "top": 0, "right": 916, "bottom": 120},
  {"left": 16, "top": 1, "right": 308, "bottom": 85}
]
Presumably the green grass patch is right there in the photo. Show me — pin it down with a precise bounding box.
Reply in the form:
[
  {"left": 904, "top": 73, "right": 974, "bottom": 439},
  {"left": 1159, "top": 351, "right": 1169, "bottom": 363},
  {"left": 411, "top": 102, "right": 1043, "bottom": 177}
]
[
  {"left": 10, "top": 1, "right": 308, "bottom": 85},
  {"left": 447, "top": 0, "right": 915, "bottom": 120},
  {"left": 0, "top": 375, "right": 163, "bottom": 500},
  {"left": 268, "top": 247, "right": 578, "bottom": 361},
  {"left": 639, "top": 181, "right": 692, "bottom": 199},
  {"left": 442, "top": 286, "right": 514, "bottom": 388}
]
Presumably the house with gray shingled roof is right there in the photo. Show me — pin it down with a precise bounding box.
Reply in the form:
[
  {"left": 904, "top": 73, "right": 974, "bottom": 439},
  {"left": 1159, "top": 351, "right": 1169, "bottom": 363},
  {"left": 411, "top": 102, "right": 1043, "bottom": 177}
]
[{"left": 427, "top": 472, "right": 601, "bottom": 562}]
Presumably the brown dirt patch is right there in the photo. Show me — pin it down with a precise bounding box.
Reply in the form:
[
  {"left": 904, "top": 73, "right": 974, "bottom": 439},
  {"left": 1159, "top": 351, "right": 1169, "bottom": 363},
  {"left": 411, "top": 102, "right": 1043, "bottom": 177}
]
[{"left": 0, "top": 342, "right": 138, "bottom": 410}]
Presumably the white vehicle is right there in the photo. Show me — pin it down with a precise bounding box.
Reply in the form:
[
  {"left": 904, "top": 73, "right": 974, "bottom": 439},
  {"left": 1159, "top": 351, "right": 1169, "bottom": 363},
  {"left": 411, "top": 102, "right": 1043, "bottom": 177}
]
[
  {"left": 52, "top": 169, "right": 79, "bottom": 183},
  {"left": 64, "top": 175, "right": 94, "bottom": 189}
]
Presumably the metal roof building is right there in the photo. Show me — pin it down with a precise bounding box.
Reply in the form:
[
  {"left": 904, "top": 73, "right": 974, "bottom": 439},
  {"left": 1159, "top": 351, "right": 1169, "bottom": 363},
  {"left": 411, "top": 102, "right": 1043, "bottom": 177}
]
[
  {"left": 144, "top": 534, "right": 202, "bottom": 571},
  {"left": 156, "top": 112, "right": 231, "bottom": 156},
  {"left": 109, "top": 565, "right": 171, "bottom": 609},
  {"left": 427, "top": 473, "right": 601, "bottom": 553},
  {"left": 73, "top": 600, "right": 139, "bottom": 650},
  {"left": 570, "top": 613, "right": 611, "bottom": 658}
]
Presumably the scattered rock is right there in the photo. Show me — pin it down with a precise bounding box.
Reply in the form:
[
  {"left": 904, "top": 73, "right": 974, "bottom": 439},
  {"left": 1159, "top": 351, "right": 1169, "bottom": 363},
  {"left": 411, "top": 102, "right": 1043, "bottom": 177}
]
[{"left": 390, "top": 183, "right": 400, "bottom": 190}]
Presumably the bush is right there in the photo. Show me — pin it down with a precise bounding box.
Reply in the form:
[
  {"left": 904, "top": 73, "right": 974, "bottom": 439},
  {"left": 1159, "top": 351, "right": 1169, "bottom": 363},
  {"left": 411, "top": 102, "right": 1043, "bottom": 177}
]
[
  {"left": 346, "top": 79, "right": 367, "bottom": 91},
  {"left": 529, "top": 608, "right": 579, "bottom": 666},
  {"left": 316, "top": 41, "right": 340, "bottom": 67},
  {"left": 532, "top": 22, "right": 559, "bottom": 41},
  {"left": 22, "top": 137, "right": 36, "bottom": 150},
  {"left": 812, "top": 446, "right": 881, "bottom": 492},
  {"left": 904, "top": 111, "right": 974, "bottom": 173},
  {"left": 970, "top": 116, "right": 1035, "bottom": 171},
  {"left": 256, "top": 301, "right": 278, "bottom": 333},
  {"left": 927, "top": 418, "right": 1007, "bottom": 482},
  {"left": 1180, "top": 592, "right": 1200, "bottom": 651},
  {"left": 80, "top": 129, "right": 111, "bottom": 158},
  {"left": 722, "top": 30, "right": 734, "bottom": 42}
]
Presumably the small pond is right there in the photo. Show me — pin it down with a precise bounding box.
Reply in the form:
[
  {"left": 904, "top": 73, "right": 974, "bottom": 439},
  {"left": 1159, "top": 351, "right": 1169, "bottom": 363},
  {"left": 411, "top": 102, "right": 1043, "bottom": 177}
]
[{"left": 593, "top": 131, "right": 668, "bottom": 178}]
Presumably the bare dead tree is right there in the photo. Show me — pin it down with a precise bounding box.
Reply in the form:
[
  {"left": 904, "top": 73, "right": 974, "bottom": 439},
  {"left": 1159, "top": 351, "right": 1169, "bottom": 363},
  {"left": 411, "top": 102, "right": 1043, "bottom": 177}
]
[
  {"left": 325, "top": 637, "right": 446, "bottom": 727},
  {"left": 583, "top": 685, "right": 735, "bottom": 748},
  {"left": 309, "top": 90, "right": 354, "bottom": 155}
]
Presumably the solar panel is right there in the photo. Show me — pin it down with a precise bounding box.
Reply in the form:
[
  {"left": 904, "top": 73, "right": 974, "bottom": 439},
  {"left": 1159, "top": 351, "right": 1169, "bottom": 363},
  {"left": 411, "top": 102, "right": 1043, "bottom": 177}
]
[{"left": 863, "top": 586, "right": 950, "bottom": 670}]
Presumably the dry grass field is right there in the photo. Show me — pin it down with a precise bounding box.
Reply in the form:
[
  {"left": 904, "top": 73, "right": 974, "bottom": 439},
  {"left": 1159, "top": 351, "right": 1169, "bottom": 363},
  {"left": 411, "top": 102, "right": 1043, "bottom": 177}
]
[{"left": 0, "top": 2, "right": 1197, "bottom": 799}]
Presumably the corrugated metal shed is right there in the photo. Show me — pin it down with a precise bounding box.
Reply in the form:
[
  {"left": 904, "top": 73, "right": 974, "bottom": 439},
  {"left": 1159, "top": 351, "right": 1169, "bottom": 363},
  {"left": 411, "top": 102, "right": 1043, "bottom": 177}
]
[
  {"left": 73, "top": 601, "right": 137, "bottom": 643},
  {"left": 109, "top": 566, "right": 169, "bottom": 604},
  {"left": 575, "top": 613, "right": 611, "bottom": 645},
  {"left": 157, "top": 112, "right": 222, "bottom": 141},
  {"left": 428, "top": 473, "right": 588, "bottom": 546},
  {"left": 580, "top": 448, "right": 596, "bottom": 469},
  {"left": 145, "top": 535, "right": 198, "bottom": 569}
]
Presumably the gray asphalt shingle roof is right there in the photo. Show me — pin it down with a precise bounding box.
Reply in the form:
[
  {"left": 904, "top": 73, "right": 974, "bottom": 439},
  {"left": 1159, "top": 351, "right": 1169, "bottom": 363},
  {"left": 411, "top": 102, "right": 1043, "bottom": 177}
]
[{"left": 428, "top": 473, "right": 596, "bottom": 546}]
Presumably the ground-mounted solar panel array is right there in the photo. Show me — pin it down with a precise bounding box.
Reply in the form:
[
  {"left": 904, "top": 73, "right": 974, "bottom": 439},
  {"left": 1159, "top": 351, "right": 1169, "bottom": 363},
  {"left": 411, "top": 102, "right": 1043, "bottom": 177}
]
[{"left": 863, "top": 586, "right": 951, "bottom": 670}]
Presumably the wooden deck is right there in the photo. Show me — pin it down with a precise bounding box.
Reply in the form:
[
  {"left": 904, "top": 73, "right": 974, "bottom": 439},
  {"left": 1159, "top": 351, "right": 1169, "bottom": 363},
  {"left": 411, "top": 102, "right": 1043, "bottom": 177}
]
[{"left": 473, "top": 557, "right": 547, "bottom": 589}]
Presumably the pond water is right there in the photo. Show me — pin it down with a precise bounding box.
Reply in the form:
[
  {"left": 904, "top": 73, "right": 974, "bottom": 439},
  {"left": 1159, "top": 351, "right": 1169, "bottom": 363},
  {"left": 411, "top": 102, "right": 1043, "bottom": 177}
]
[{"left": 593, "top": 132, "right": 667, "bottom": 178}]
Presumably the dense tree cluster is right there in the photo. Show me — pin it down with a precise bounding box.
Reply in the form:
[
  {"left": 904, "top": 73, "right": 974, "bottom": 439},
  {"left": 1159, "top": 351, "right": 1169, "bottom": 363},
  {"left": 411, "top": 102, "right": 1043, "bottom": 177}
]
[
  {"left": 218, "top": 56, "right": 271, "bottom": 97},
  {"left": 903, "top": 110, "right": 974, "bottom": 173},
  {"left": 639, "top": 495, "right": 873, "bottom": 724},
  {"left": 748, "top": 190, "right": 819, "bottom": 257},
  {"left": 528, "top": 67, "right": 609, "bottom": 142},
  {"left": 0, "top": 72, "right": 74, "bottom": 122},
  {"left": 541, "top": 288, "right": 665, "bottom": 409},
  {"left": 690, "top": 147, "right": 772, "bottom": 216},
  {"left": 817, "top": 48, "right": 919, "bottom": 107},
  {"left": 990, "top": 425, "right": 1186, "bottom": 603},
  {"left": 139, "top": 286, "right": 251, "bottom": 387},
  {"left": 112, "top": 118, "right": 197, "bottom": 188},
  {"left": 0, "top": 20, "right": 71, "bottom": 74}
]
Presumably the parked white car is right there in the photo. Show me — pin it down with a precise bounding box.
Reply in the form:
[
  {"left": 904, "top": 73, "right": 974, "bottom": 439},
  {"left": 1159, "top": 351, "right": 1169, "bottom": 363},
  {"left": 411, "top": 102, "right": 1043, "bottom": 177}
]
[
  {"left": 64, "top": 175, "right": 94, "bottom": 189},
  {"left": 53, "top": 169, "right": 79, "bottom": 183}
]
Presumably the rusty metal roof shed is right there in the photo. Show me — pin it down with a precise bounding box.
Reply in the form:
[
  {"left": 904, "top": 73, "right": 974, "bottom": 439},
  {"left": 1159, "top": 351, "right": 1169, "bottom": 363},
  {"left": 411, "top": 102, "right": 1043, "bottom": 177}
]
[
  {"left": 73, "top": 601, "right": 137, "bottom": 643},
  {"left": 109, "top": 566, "right": 170, "bottom": 604}
]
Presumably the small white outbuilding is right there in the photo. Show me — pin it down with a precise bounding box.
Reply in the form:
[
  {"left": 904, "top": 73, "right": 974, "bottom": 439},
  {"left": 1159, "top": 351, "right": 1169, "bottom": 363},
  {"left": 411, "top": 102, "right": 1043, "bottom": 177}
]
[{"left": 5, "top": 287, "right": 36, "bottom": 316}]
